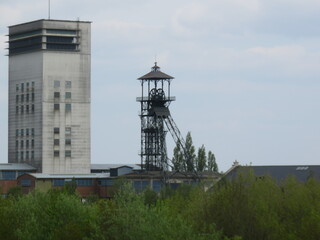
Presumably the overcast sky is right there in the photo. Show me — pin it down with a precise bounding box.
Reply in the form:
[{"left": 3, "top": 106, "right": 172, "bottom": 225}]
[{"left": 1, "top": 0, "right": 320, "bottom": 171}]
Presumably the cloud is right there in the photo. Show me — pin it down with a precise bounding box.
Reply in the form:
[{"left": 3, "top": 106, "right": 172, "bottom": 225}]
[{"left": 171, "top": 0, "right": 261, "bottom": 37}]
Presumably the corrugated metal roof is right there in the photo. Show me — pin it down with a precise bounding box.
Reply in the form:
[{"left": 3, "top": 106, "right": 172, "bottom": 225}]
[
  {"left": 225, "top": 165, "right": 320, "bottom": 182},
  {"left": 91, "top": 164, "right": 141, "bottom": 170},
  {"left": 25, "top": 173, "right": 110, "bottom": 179},
  {"left": 0, "top": 163, "right": 36, "bottom": 170}
]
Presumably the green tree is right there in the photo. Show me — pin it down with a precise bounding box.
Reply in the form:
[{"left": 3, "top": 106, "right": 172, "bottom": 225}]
[
  {"left": 185, "top": 132, "right": 196, "bottom": 171},
  {"left": 207, "top": 151, "right": 218, "bottom": 172},
  {"left": 63, "top": 178, "right": 77, "bottom": 195},
  {"left": 7, "top": 186, "right": 23, "bottom": 199},
  {"left": 196, "top": 145, "right": 207, "bottom": 171},
  {"left": 172, "top": 140, "right": 184, "bottom": 171}
]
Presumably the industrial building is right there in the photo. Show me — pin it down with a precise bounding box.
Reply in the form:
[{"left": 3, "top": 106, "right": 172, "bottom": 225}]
[
  {"left": 224, "top": 161, "right": 320, "bottom": 183},
  {"left": 8, "top": 19, "right": 91, "bottom": 174},
  {"left": 2, "top": 19, "right": 221, "bottom": 198}
]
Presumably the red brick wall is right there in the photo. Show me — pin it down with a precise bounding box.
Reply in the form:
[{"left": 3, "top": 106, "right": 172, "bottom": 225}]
[
  {"left": 17, "top": 175, "right": 36, "bottom": 194},
  {"left": 0, "top": 180, "right": 18, "bottom": 194}
]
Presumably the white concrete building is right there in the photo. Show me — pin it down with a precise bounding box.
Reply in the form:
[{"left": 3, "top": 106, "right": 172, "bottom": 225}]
[{"left": 8, "top": 19, "right": 91, "bottom": 174}]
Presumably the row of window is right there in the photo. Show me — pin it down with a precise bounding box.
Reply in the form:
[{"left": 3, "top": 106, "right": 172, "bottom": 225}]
[
  {"left": 54, "top": 80, "right": 72, "bottom": 88},
  {"left": 54, "top": 92, "right": 71, "bottom": 99},
  {"left": 10, "top": 36, "right": 42, "bottom": 49},
  {"left": 16, "top": 93, "right": 35, "bottom": 103},
  {"left": 16, "top": 82, "right": 35, "bottom": 92},
  {"left": 54, "top": 103, "right": 72, "bottom": 111},
  {"left": 54, "top": 139, "right": 71, "bottom": 145},
  {"left": 0, "top": 171, "right": 27, "bottom": 180},
  {"left": 54, "top": 150, "right": 71, "bottom": 157},
  {"left": 53, "top": 179, "right": 92, "bottom": 187},
  {"left": 9, "top": 29, "right": 79, "bottom": 54},
  {"left": 47, "top": 43, "right": 77, "bottom": 51},
  {"left": 9, "top": 29, "right": 77, "bottom": 41},
  {"left": 16, "top": 104, "right": 35, "bottom": 114},
  {"left": 16, "top": 128, "right": 35, "bottom": 137},
  {"left": 21, "top": 179, "right": 31, "bottom": 186},
  {"left": 16, "top": 139, "right": 35, "bottom": 149},
  {"left": 16, "top": 151, "right": 35, "bottom": 161},
  {"left": 54, "top": 127, "right": 71, "bottom": 135},
  {"left": 47, "top": 36, "right": 77, "bottom": 44}
]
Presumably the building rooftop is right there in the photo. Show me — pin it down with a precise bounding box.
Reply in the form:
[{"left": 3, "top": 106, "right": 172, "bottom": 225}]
[
  {"left": 0, "top": 163, "right": 36, "bottom": 171},
  {"left": 224, "top": 164, "right": 320, "bottom": 182},
  {"left": 91, "top": 164, "right": 141, "bottom": 171},
  {"left": 8, "top": 19, "right": 91, "bottom": 28},
  {"left": 24, "top": 173, "right": 110, "bottom": 179},
  {"left": 138, "top": 62, "right": 174, "bottom": 80}
]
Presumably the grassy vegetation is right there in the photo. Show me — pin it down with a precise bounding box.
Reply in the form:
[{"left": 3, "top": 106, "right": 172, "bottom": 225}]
[{"left": 1, "top": 172, "right": 320, "bottom": 240}]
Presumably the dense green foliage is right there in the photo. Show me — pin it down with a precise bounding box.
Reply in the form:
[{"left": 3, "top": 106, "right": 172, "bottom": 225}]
[{"left": 1, "top": 173, "right": 320, "bottom": 240}]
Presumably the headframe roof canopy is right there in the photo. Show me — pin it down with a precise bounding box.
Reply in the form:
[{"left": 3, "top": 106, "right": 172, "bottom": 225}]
[{"left": 138, "top": 62, "right": 174, "bottom": 80}]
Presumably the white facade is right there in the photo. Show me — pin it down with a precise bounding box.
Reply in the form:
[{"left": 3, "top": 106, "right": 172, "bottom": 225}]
[{"left": 8, "top": 19, "right": 91, "bottom": 174}]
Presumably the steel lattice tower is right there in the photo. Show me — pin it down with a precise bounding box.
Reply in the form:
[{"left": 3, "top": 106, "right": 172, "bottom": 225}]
[{"left": 137, "top": 63, "right": 176, "bottom": 171}]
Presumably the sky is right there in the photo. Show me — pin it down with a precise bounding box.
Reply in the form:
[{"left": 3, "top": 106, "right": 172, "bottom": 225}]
[{"left": 0, "top": 0, "right": 320, "bottom": 172}]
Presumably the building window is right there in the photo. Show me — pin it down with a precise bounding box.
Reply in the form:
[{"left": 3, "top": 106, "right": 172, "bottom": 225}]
[
  {"left": 31, "top": 81, "right": 35, "bottom": 91},
  {"left": 46, "top": 29, "right": 77, "bottom": 35},
  {"left": 54, "top": 104, "right": 60, "bottom": 110},
  {"left": 26, "top": 94, "right": 29, "bottom": 102},
  {"left": 26, "top": 140, "right": 29, "bottom": 148},
  {"left": 20, "top": 140, "right": 24, "bottom": 148},
  {"left": 54, "top": 150, "right": 60, "bottom": 157},
  {"left": 21, "top": 94, "right": 24, "bottom": 102},
  {"left": 2, "top": 171, "right": 16, "bottom": 180},
  {"left": 65, "top": 150, "right": 71, "bottom": 157},
  {"left": 152, "top": 180, "right": 162, "bottom": 192},
  {"left": 18, "top": 171, "right": 27, "bottom": 177},
  {"left": 76, "top": 179, "right": 92, "bottom": 186},
  {"left": 21, "top": 179, "right": 31, "bottom": 187},
  {"left": 21, "top": 105, "right": 24, "bottom": 114},
  {"left": 31, "top": 104, "right": 35, "bottom": 113},
  {"left": 53, "top": 179, "right": 64, "bottom": 186},
  {"left": 47, "top": 43, "right": 77, "bottom": 51},
  {"left": 16, "top": 140, "right": 19, "bottom": 149},
  {"left": 26, "top": 105, "right": 29, "bottom": 113},
  {"left": 26, "top": 151, "right": 29, "bottom": 159},
  {"left": 32, "top": 93, "right": 35, "bottom": 101},
  {"left": 21, "top": 83, "right": 24, "bottom": 92},
  {"left": 31, "top": 139, "right": 34, "bottom": 148},
  {"left": 16, "top": 106, "right": 19, "bottom": 114},
  {"left": 65, "top": 127, "right": 71, "bottom": 135},
  {"left": 65, "top": 139, "right": 71, "bottom": 145},
  {"left": 65, "top": 104, "right": 71, "bottom": 111},
  {"left": 16, "top": 84, "right": 19, "bottom": 92},
  {"left": 15, "top": 152, "right": 19, "bottom": 160},
  {"left": 31, "top": 128, "right": 35, "bottom": 136},
  {"left": 54, "top": 139, "right": 60, "bottom": 146},
  {"left": 16, "top": 129, "right": 19, "bottom": 136},
  {"left": 31, "top": 151, "right": 34, "bottom": 159},
  {"left": 99, "top": 179, "right": 113, "bottom": 186},
  {"left": 54, "top": 128, "right": 59, "bottom": 134},
  {"left": 21, "top": 129, "right": 24, "bottom": 136},
  {"left": 54, "top": 80, "right": 60, "bottom": 88},
  {"left": 54, "top": 92, "right": 60, "bottom": 98},
  {"left": 133, "top": 181, "right": 150, "bottom": 191},
  {"left": 65, "top": 92, "right": 71, "bottom": 99},
  {"left": 26, "top": 82, "right": 30, "bottom": 92},
  {"left": 20, "top": 152, "right": 24, "bottom": 160},
  {"left": 65, "top": 81, "right": 71, "bottom": 88},
  {"left": 16, "top": 95, "right": 19, "bottom": 103},
  {"left": 26, "top": 129, "right": 29, "bottom": 136}
]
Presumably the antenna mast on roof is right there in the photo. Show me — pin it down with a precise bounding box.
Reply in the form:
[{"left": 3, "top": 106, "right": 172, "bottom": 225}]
[{"left": 48, "top": 0, "right": 51, "bottom": 19}]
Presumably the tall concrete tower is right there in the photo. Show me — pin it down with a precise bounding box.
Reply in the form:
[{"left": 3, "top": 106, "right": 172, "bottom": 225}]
[{"left": 8, "top": 19, "right": 91, "bottom": 174}]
